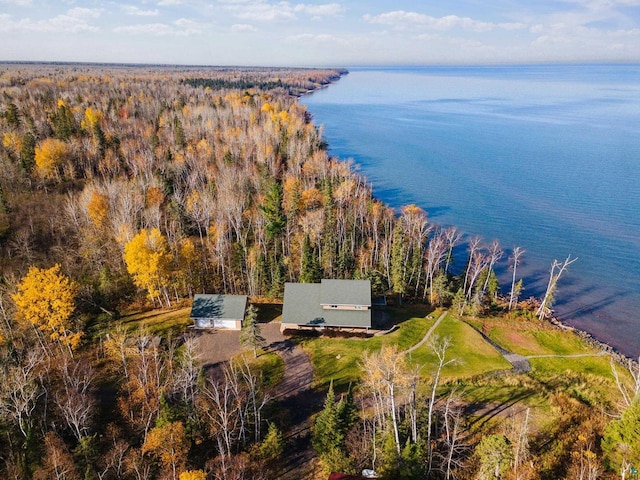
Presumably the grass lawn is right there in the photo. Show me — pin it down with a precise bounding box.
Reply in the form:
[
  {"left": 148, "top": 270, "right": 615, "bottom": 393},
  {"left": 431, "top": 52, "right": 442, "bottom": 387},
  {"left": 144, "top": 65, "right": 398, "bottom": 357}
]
[
  {"left": 302, "top": 306, "right": 438, "bottom": 390},
  {"left": 408, "top": 314, "right": 512, "bottom": 379},
  {"left": 118, "top": 307, "right": 192, "bottom": 336},
  {"left": 303, "top": 308, "right": 512, "bottom": 391},
  {"left": 467, "top": 316, "right": 599, "bottom": 357},
  {"left": 233, "top": 351, "right": 285, "bottom": 389},
  {"left": 254, "top": 302, "right": 283, "bottom": 323},
  {"left": 464, "top": 314, "right": 624, "bottom": 408}
]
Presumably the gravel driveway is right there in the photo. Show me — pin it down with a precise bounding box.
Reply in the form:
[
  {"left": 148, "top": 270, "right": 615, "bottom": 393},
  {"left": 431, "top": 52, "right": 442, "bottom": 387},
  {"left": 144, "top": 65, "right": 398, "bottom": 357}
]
[{"left": 194, "top": 322, "right": 286, "bottom": 367}]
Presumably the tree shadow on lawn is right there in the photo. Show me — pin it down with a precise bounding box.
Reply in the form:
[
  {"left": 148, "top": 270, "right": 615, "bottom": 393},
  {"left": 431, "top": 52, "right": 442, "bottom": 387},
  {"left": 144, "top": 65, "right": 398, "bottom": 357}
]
[
  {"left": 466, "top": 387, "right": 539, "bottom": 430},
  {"left": 373, "top": 304, "right": 435, "bottom": 330}
]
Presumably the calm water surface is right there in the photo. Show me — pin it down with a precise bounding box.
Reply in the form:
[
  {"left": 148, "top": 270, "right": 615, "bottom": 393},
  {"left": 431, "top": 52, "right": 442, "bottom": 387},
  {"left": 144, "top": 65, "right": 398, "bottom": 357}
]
[{"left": 302, "top": 65, "right": 640, "bottom": 357}]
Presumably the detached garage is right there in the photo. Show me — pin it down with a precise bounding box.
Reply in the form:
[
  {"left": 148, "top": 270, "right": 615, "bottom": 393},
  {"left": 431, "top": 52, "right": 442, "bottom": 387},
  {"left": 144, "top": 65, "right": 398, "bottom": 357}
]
[{"left": 190, "top": 294, "right": 248, "bottom": 330}]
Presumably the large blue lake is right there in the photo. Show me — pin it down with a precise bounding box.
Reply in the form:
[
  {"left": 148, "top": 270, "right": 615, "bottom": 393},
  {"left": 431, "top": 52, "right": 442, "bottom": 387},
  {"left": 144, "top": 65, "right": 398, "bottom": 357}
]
[{"left": 302, "top": 64, "right": 640, "bottom": 358}]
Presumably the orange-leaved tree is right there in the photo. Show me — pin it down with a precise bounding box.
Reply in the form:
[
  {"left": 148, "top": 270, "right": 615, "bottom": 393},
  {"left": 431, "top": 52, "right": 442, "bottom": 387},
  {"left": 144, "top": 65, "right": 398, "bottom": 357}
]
[
  {"left": 86, "top": 189, "right": 110, "bottom": 229},
  {"left": 123, "top": 228, "right": 173, "bottom": 306},
  {"left": 12, "top": 264, "right": 81, "bottom": 351}
]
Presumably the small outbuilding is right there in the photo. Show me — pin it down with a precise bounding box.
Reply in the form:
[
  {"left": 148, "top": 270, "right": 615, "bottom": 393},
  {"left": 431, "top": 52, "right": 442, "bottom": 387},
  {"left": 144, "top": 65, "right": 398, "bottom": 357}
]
[
  {"left": 190, "top": 294, "right": 248, "bottom": 330},
  {"left": 281, "top": 279, "right": 371, "bottom": 332}
]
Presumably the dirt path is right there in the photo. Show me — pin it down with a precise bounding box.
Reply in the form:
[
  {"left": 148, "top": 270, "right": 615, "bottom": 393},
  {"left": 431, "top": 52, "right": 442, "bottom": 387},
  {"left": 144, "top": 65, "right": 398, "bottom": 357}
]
[
  {"left": 525, "top": 352, "right": 607, "bottom": 359},
  {"left": 402, "top": 310, "right": 448, "bottom": 355}
]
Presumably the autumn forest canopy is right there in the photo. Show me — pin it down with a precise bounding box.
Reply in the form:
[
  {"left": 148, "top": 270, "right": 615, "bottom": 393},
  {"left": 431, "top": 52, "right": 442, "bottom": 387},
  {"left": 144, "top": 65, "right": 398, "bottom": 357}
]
[{"left": 0, "top": 63, "right": 638, "bottom": 480}]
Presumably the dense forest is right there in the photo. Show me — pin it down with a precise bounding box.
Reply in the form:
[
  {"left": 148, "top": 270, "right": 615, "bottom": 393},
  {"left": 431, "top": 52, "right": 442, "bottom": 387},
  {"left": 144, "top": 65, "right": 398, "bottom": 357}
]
[{"left": 0, "top": 64, "right": 638, "bottom": 480}]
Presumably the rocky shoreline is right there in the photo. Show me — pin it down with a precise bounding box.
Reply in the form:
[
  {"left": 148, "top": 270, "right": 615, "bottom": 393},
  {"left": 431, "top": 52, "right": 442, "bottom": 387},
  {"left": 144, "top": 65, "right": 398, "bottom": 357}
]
[{"left": 547, "top": 314, "right": 638, "bottom": 368}]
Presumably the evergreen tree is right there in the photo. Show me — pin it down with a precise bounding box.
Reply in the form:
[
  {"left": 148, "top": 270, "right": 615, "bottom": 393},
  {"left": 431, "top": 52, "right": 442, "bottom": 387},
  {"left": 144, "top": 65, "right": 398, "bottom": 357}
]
[
  {"left": 602, "top": 399, "right": 640, "bottom": 477},
  {"left": 240, "top": 305, "right": 265, "bottom": 358},
  {"left": 260, "top": 181, "right": 286, "bottom": 241},
  {"left": 268, "top": 257, "right": 285, "bottom": 298},
  {"left": 259, "top": 422, "right": 284, "bottom": 464},
  {"left": 173, "top": 115, "right": 186, "bottom": 149},
  {"left": 0, "top": 184, "right": 10, "bottom": 240},
  {"left": 300, "top": 234, "right": 321, "bottom": 283},
  {"left": 50, "top": 101, "right": 77, "bottom": 140},
  {"left": 312, "top": 382, "right": 343, "bottom": 455},
  {"left": 321, "top": 182, "right": 337, "bottom": 276},
  {"left": 475, "top": 434, "right": 513, "bottom": 480},
  {"left": 390, "top": 222, "right": 407, "bottom": 304},
  {"left": 4, "top": 102, "right": 20, "bottom": 128},
  {"left": 432, "top": 272, "right": 452, "bottom": 306},
  {"left": 19, "top": 131, "right": 36, "bottom": 172}
]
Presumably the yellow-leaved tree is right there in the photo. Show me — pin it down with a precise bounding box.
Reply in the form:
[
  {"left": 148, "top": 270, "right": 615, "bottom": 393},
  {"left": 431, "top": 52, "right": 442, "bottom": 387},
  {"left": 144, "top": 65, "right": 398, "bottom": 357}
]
[
  {"left": 123, "top": 228, "right": 173, "bottom": 306},
  {"left": 81, "top": 106, "right": 103, "bottom": 132},
  {"left": 179, "top": 470, "right": 207, "bottom": 480},
  {"left": 34, "top": 137, "right": 70, "bottom": 179},
  {"left": 12, "top": 264, "right": 81, "bottom": 350},
  {"left": 142, "top": 421, "right": 189, "bottom": 480}
]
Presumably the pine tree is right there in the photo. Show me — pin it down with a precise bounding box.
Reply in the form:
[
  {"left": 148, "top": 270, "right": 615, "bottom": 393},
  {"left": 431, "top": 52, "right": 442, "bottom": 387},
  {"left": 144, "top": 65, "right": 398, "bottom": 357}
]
[
  {"left": 300, "top": 234, "right": 321, "bottom": 283},
  {"left": 0, "top": 183, "right": 10, "bottom": 240},
  {"left": 240, "top": 305, "right": 265, "bottom": 358},
  {"left": 312, "top": 382, "right": 343, "bottom": 455},
  {"left": 260, "top": 181, "right": 286, "bottom": 241},
  {"left": 259, "top": 422, "right": 284, "bottom": 463},
  {"left": 602, "top": 399, "right": 640, "bottom": 477},
  {"left": 4, "top": 102, "right": 20, "bottom": 128},
  {"left": 19, "top": 131, "right": 36, "bottom": 172},
  {"left": 321, "top": 182, "right": 337, "bottom": 276},
  {"left": 50, "top": 101, "right": 77, "bottom": 140},
  {"left": 390, "top": 222, "right": 407, "bottom": 304}
]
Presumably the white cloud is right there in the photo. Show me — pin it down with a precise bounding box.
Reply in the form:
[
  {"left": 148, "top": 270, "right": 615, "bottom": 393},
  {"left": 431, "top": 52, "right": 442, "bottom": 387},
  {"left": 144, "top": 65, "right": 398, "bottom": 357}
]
[
  {"left": 3, "top": 17, "right": 96, "bottom": 33},
  {"left": 231, "top": 23, "right": 257, "bottom": 32},
  {"left": 175, "top": 17, "right": 204, "bottom": 34},
  {"left": 67, "top": 7, "right": 103, "bottom": 19},
  {"left": 286, "top": 32, "right": 342, "bottom": 43},
  {"left": 113, "top": 18, "right": 204, "bottom": 36},
  {"left": 293, "top": 3, "right": 345, "bottom": 17},
  {"left": 0, "top": 0, "right": 32, "bottom": 6},
  {"left": 157, "top": 0, "right": 183, "bottom": 5},
  {"left": 123, "top": 6, "right": 160, "bottom": 17},
  {"left": 364, "top": 10, "right": 526, "bottom": 33},
  {"left": 113, "top": 23, "right": 174, "bottom": 35},
  {"left": 227, "top": 1, "right": 344, "bottom": 22},
  {"left": 233, "top": 2, "right": 297, "bottom": 22},
  {"left": 0, "top": 8, "right": 101, "bottom": 33}
]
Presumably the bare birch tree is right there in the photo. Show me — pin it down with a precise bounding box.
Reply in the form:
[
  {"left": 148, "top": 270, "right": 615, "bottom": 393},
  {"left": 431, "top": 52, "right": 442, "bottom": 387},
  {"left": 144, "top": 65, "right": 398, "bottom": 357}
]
[
  {"left": 427, "top": 336, "right": 456, "bottom": 473},
  {"left": 509, "top": 246, "right": 525, "bottom": 311},
  {"left": 611, "top": 356, "right": 640, "bottom": 410},
  {"left": 54, "top": 354, "right": 96, "bottom": 442},
  {"left": 481, "top": 239, "right": 503, "bottom": 295},
  {"left": 536, "top": 255, "right": 577, "bottom": 319}
]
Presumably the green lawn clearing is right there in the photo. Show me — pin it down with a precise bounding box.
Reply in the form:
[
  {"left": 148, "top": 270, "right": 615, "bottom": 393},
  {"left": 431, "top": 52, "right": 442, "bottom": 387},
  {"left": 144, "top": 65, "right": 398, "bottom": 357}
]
[
  {"left": 233, "top": 351, "right": 285, "bottom": 389},
  {"left": 118, "top": 307, "right": 192, "bottom": 336},
  {"left": 468, "top": 316, "right": 599, "bottom": 357},
  {"left": 302, "top": 307, "right": 439, "bottom": 390},
  {"left": 408, "top": 314, "right": 511, "bottom": 379}
]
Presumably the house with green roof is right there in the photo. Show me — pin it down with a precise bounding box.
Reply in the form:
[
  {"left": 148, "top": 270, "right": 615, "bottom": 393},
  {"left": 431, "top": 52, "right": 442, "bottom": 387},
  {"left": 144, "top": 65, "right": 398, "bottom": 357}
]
[
  {"left": 281, "top": 279, "right": 371, "bottom": 332},
  {"left": 190, "top": 294, "right": 248, "bottom": 330}
]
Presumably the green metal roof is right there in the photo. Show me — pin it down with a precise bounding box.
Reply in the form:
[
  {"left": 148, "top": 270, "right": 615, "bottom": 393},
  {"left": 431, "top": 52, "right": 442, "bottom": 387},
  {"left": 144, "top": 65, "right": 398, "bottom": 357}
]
[
  {"left": 320, "top": 279, "right": 371, "bottom": 307},
  {"left": 190, "top": 294, "right": 248, "bottom": 320},
  {"left": 282, "top": 280, "right": 371, "bottom": 328}
]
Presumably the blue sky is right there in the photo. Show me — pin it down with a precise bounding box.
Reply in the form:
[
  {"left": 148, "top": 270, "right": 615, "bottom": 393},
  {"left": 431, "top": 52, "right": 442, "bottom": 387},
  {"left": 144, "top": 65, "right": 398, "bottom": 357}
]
[{"left": 1, "top": 0, "right": 639, "bottom": 66}]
